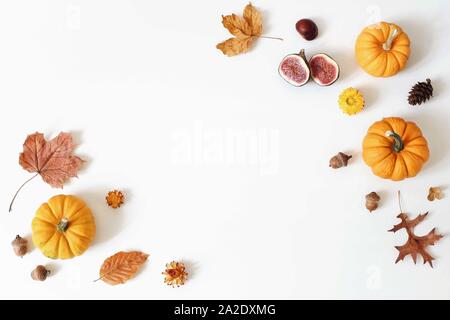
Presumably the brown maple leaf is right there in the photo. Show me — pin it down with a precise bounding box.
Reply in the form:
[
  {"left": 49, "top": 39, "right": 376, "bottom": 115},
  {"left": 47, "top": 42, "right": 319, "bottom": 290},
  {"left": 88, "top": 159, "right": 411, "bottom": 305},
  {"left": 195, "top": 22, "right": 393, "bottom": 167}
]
[
  {"left": 216, "top": 2, "right": 282, "bottom": 57},
  {"left": 96, "top": 251, "right": 149, "bottom": 285},
  {"left": 388, "top": 212, "right": 443, "bottom": 267},
  {"left": 9, "top": 132, "right": 84, "bottom": 212}
]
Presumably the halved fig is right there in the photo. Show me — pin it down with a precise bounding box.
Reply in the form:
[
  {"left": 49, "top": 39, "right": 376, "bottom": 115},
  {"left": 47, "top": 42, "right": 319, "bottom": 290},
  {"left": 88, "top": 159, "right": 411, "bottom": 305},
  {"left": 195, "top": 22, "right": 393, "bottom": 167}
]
[
  {"left": 278, "top": 49, "right": 310, "bottom": 87},
  {"left": 309, "top": 53, "right": 339, "bottom": 86}
]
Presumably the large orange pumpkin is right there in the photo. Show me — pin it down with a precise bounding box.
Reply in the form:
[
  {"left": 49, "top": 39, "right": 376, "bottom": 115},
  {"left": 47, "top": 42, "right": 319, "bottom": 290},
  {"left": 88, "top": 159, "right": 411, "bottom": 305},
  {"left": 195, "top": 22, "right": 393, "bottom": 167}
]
[
  {"left": 355, "top": 22, "right": 410, "bottom": 77},
  {"left": 32, "top": 195, "right": 96, "bottom": 259},
  {"left": 362, "top": 117, "right": 429, "bottom": 181}
]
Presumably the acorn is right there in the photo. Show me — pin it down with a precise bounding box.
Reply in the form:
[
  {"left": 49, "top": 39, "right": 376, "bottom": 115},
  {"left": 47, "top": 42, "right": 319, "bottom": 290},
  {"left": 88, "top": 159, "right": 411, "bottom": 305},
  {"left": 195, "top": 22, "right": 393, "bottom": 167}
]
[
  {"left": 11, "top": 235, "right": 28, "bottom": 257},
  {"left": 329, "top": 152, "right": 352, "bottom": 169},
  {"left": 365, "top": 192, "right": 380, "bottom": 212},
  {"left": 31, "top": 265, "right": 50, "bottom": 281}
]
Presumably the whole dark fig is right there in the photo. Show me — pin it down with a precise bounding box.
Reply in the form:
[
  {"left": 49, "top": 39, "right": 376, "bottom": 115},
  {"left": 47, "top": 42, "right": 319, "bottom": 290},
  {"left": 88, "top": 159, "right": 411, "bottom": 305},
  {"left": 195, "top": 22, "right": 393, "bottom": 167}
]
[{"left": 295, "top": 19, "right": 318, "bottom": 41}]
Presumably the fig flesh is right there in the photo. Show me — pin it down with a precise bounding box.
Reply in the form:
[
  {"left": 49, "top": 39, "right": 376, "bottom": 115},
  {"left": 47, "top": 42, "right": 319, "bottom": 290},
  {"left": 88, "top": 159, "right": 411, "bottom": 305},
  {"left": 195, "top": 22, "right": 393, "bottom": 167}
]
[
  {"left": 309, "top": 53, "right": 339, "bottom": 86},
  {"left": 278, "top": 49, "right": 310, "bottom": 87}
]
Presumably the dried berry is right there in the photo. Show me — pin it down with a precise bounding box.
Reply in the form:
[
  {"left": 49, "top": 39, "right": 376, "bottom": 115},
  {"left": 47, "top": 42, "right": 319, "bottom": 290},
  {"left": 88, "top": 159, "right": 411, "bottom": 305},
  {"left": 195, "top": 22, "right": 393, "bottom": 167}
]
[
  {"left": 106, "top": 190, "right": 125, "bottom": 208},
  {"left": 329, "top": 152, "right": 352, "bottom": 169},
  {"left": 31, "top": 265, "right": 50, "bottom": 281},
  {"left": 365, "top": 192, "right": 380, "bottom": 212},
  {"left": 162, "top": 261, "right": 188, "bottom": 287},
  {"left": 11, "top": 235, "right": 28, "bottom": 257}
]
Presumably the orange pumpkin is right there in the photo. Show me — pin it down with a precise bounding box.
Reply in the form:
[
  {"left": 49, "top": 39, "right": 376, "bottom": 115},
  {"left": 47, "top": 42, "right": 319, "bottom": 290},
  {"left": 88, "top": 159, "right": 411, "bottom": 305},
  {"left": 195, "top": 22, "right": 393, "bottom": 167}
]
[
  {"left": 355, "top": 22, "right": 410, "bottom": 77},
  {"left": 32, "top": 195, "right": 96, "bottom": 259},
  {"left": 362, "top": 117, "right": 429, "bottom": 181}
]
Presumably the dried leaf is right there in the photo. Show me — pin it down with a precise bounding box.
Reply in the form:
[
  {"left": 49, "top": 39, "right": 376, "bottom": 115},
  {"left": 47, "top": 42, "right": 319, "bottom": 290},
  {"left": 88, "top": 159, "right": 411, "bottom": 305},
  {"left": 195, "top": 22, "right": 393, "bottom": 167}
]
[
  {"left": 389, "top": 212, "right": 443, "bottom": 267},
  {"left": 243, "top": 3, "right": 262, "bottom": 36},
  {"left": 98, "top": 251, "right": 149, "bottom": 285},
  {"left": 216, "top": 2, "right": 263, "bottom": 56},
  {"left": 9, "top": 132, "right": 84, "bottom": 212},
  {"left": 216, "top": 37, "right": 253, "bottom": 57},
  {"left": 222, "top": 14, "right": 252, "bottom": 39},
  {"left": 428, "top": 187, "right": 443, "bottom": 201},
  {"left": 19, "top": 132, "right": 83, "bottom": 188}
]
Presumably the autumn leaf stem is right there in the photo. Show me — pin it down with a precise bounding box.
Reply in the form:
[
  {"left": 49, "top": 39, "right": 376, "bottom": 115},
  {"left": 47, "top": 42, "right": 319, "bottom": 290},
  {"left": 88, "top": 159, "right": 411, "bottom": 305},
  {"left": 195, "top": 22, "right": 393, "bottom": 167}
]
[
  {"left": 8, "top": 174, "right": 39, "bottom": 212},
  {"left": 257, "top": 35, "right": 283, "bottom": 41},
  {"left": 93, "top": 271, "right": 111, "bottom": 283},
  {"left": 397, "top": 190, "right": 403, "bottom": 213}
]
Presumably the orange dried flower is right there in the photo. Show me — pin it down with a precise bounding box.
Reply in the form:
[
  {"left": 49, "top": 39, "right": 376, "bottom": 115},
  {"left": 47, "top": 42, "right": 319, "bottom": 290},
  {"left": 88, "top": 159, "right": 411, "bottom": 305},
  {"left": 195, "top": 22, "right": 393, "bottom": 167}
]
[
  {"left": 162, "top": 261, "right": 188, "bottom": 287},
  {"left": 106, "top": 190, "right": 124, "bottom": 208}
]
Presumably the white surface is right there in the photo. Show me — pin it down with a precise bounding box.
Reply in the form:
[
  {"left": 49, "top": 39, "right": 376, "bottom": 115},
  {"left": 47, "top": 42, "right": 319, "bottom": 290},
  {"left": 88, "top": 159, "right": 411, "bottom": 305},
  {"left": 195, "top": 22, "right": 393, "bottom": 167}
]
[{"left": 0, "top": 0, "right": 449, "bottom": 300}]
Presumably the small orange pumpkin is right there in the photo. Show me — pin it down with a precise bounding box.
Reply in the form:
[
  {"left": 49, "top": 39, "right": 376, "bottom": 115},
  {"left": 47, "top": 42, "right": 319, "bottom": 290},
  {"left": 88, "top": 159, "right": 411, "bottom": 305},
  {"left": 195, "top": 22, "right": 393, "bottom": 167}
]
[
  {"left": 355, "top": 22, "right": 410, "bottom": 77},
  {"left": 32, "top": 195, "right": 96, "bottom": 259},
  {"left": 362, "top": 117, "right": 429, "bottom": 181}
]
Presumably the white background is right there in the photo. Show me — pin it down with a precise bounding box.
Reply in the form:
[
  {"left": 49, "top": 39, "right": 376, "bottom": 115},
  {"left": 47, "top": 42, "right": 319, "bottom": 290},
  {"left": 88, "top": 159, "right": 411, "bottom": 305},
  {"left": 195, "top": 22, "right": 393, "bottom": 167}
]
[{"left": 0, "top": 0, "right": 449, "bottom": 300}]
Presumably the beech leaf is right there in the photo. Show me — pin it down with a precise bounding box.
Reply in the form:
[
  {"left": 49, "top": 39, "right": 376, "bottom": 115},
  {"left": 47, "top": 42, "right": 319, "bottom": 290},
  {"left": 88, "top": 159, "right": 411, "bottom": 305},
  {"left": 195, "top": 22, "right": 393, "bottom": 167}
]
[{"left": 97, "top": 251, "right": 149, "bottom": 285}]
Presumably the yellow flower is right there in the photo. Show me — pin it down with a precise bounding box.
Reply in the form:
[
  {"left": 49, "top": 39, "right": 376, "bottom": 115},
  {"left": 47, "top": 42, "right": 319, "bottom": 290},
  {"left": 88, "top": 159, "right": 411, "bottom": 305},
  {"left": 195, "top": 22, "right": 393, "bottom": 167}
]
[
  {"left": 338, "top": 87, "right": 365, "bottom": 115},
  {"left": 162, "top": 261, "right": 188, "bottom": 287}
]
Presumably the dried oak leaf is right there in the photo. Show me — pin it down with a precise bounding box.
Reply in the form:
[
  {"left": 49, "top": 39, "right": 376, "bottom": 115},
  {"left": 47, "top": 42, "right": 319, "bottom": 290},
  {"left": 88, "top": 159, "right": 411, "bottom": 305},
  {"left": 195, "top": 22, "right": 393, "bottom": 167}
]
[
  {"left": 389, "top": 212, "right": 443, "bottom": 267},
  {"left": 9, "top": 132, "right": 84, "bottom": 212},
  {"left": 98, "top": 251, "right": 149, "bottom": 285},
  {"left": 428, "top": 187, "right": 443, "bottom": 201},
  {"left": 216, "top": 3, "right": 263, "bottom": 56}
]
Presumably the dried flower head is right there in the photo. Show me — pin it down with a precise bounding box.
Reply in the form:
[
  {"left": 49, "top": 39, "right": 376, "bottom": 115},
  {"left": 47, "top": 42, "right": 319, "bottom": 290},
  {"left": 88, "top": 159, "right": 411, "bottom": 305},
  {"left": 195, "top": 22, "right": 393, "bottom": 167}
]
[
  {"left": 162, "top": 261, "right": 188, "bottom": 287},
  {"left": 427, "top": 187, "right": 443, "bottom": 201},
  {"left": 338, "top": 87, "right": 365, "bottom": 115},
  {"left": 106, "top": 190, "right": 124, "bottom": 208}
]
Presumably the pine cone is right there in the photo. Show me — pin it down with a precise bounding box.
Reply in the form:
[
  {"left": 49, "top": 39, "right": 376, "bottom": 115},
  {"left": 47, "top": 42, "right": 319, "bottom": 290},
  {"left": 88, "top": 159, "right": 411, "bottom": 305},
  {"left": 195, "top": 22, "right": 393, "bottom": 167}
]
[{"left": 408, "top": 79, "right": 433, "bottom": 106}]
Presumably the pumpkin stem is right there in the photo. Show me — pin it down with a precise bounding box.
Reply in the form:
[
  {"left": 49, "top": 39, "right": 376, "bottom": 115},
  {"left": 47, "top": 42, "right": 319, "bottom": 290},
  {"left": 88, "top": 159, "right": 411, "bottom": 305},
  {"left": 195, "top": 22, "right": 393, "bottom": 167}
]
[
  {"left": 57, "top": 218, "right": 69, "bottom": 232},
  {"left": 385, "top": 130, "right": 404, "bottom": 152},
  {"left": 383, "top": 26, "right": 399, "bottom": 51}
]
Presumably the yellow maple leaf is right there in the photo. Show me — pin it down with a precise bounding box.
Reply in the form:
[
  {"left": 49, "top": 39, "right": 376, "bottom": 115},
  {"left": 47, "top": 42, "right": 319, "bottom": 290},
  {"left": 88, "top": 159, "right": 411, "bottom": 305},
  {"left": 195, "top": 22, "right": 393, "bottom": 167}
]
[
  {"left": 243, "top": 3, "right": 262, "bottom": 36},
  {"left": 217, "top": 37, "right": 254, "bottom": 56},
  {"left": 217, "top": 3, "right": 279, "bottom": 57}
]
